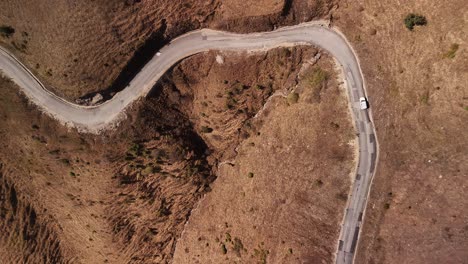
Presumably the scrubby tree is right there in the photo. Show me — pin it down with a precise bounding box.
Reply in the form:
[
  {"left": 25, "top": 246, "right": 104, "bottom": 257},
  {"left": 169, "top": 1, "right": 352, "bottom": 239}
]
[
  {"left": 0, "top": 25, "right": 15, "bottom": 38},
  {"left": 404, "top": 14, "right": 427, "bottom": 31}
]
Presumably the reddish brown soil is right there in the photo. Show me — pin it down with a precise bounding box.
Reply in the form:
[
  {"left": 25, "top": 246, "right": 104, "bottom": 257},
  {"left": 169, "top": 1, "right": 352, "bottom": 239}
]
[
  {"left": 0, "top": 46, "right": 344, "bottom": 263},
  {"left": 333, "top": 0, "right": 468, "bottom": 263},
  {"left": 172, "top": 52, "right": 356, "bottom": 264},
  {"left": 0, "top": 0, "right": 335, "bottom": 101},
  {"left": 1, "top": 0, "right": 465, "bottom": 263}
]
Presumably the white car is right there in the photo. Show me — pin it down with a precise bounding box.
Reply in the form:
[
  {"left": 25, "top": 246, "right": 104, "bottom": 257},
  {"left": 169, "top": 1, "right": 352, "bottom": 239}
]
[
  {"left": 156, "top": 52, "right": 162, "bottom": 56},
  {"left": 359, "top": 97, "right": 368, "bottom": 110}
]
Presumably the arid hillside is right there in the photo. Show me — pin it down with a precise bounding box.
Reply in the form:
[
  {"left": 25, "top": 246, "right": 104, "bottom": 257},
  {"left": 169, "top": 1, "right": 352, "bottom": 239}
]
[
  {"left": 172, "top": 52, "right": 355, "bottom": 263},
  {"left": 0, "top": 0, "right": 466, "bottom": 263},
  {"left": 0, "top": 0, "right": 335, "bottom": 101},
  {"left": 0, "top": 45, "right": 355, "bottom": 263},
  {"left": 333, "top": 0, "right": 468, "bottom": 263}
]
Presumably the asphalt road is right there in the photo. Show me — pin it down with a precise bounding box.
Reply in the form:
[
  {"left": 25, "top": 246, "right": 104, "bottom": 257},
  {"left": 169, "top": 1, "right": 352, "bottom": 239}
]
[{"left": 0, "top": 20, "right": 378, "bottom": 264}]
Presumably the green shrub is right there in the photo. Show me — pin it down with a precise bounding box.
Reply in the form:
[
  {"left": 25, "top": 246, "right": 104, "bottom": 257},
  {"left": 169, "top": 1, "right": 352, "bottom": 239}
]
[
  {"left": 419, "top": 91, "right": 430, "bottom": 105},
  {"left": 444, "top": 43, "right": 459, "bottom": 59},
  {"left": 404, "top": 14, "right": 427, "bottom": 30},
  {"left": 142, "top": 166, "right": 154, "bottom": 176},
  {"left": 129, "top": 143, "right": 143, "bottom": 156},
  {"left": 233, "top": 237, "right": 245, "bottom": 256},
  {"left": 201, "top": 126, "right": 213, "bottom": 133},
  {"left": 225, "top": 97, "right": 237, "bottom": 109},
  {"left": 287, "top": 92, "right": 299, "bottom": 105},
  {"left": 254, "top": 84, "right": 264, "bottom": 90},
  {"left": 221, "top": 243, "right": 228, "bottom": 254},
  {"left": 254, "top": 247, "right": 269, "bottom": 264},
  {"left": 0, "top": 25, "right": 15, "bottom": 38},
  {"left": 306, "top": 67, "right": 328, "bottom": 88}
]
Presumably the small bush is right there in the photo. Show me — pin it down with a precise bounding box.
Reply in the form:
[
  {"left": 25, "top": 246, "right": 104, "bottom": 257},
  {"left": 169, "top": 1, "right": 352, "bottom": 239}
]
[
  {"left": 233, "top": 237, "right": 245, "bottom": 256},
  {"left": 316, "top": 179, "right": 324, "bottom": 187},
  {"left": 0, "top": 25, "right": 15, "bottom": 38},
  {"left": 225, "top": 233, "right": 231, "bottom": 243},
  {"left": 158, "top": 199, "right": 171, "bottom": 216},
  {"left": 225, "top": 97, "right": 237, "bottom": 109},
  {"left": 142, "top": 166, "right": 154, "bottom": 176},
  {"left": 287, "top": 92, "right": 299, "bottom": 105},
  {"left": 404, "top": 14, "right": 427, "bottom": 31},
  {"left": 201, "top": 126, "right": 213, "bottom": 133},
  {"left": 419, "top": 91, "right": 430, "bottom": 105},
  {"left": 129, "top": 143, "right": 143, "bottom": 156},
  {"left": 254, "top": 247, "right": 269, "bottom": 264},
  {"left": 309, "top": 68, "right": 328, "bottom": 86},
  {"left": 254, "top": 84, "right": 264, "bottom": 90},
  {"left": 221, "top": 244, "right": 228, "bottom": 254},
  {"left": 247, "top": 172, "right": 254, "bottom": 178},
  {"left": 337, "top": 192, "right": 348, "bottom": 201},
  {"left": 279, "top": 47, "right": 291, "bottom": 58},
  {"left": 444, "top": 43, "right": 459, "bottom": 59}
]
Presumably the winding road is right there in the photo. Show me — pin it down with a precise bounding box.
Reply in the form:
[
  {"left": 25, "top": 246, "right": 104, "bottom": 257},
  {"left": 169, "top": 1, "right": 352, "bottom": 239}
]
[{"left": 0, "top": 20, "right": 378, "bottom": 264}]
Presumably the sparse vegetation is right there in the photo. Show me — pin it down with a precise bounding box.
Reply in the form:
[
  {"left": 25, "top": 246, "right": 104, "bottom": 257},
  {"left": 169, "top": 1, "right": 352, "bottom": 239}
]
[
  {"left": 419, "top": 91, "right": 430, "bottom": 105},
  {"left": 0, "top": 25, "right": 15, "bottom": 38},
  {"left": 247, "top": 172, "right": 254, "bottom": 178},
  {"left": 316, "top": 179, "right": 324, "bottom": 187},
  {"left": 141, "top": 166, "right": 154, "bottom": 176},
  {"left": 128, "top": 143, "right": 143, "bottom": 156},
  {"left": 254, "top": 84, "right": 264, "bottom": 90},
  {"left": 306, "top": 67, "right": 329, "bottom": 89},
  {"left": 225, "top": 96, "right": 237, "bottom": 109},
  {"left": 337, "top": 192, "right": 348, "bottom": 201},
  {"left": 444, "top": 44, "right": 459, "bottom": 59},
  {"left": 355, "top": 34, "right": 362, "bottom": 42},
  {"left": 254, "top": 246, "right": 269, "bottom": 264},
  {"left": 157, "top": 199, "right": 171, "bottom": 217},
  {"left": 12, "top": 40, "right": 28, "bottom": 52},
  {"left": 221, "top": 243, "right": 228, "bottom": 254},
  {"left": 201, "top": 126, "right": 213, "bottom": 133},
  {"left": 404, "top": 14, "right": 427, "bottom": 30},
  {"left": 0, "top": 14, "right": 356, "bottom": 264},
  {"left": 287, "top": 92, "right": 299, "bottom": 105},
  {"left": 303, "top": 66, "right": 328, "bottom": 104},
  {"left": 232, "top": 237, "right": 245, "bottom": 257}
]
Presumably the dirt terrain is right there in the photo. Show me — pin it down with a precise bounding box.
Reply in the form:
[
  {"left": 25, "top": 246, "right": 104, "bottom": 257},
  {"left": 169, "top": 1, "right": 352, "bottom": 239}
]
[
  {"left": 0, "top": 76, "right": 124, "bottom": 263},
  {"left": 172, "top": 52, "right": 355, "bottom": 263},
  {"left": 0, "top": 45, "right": 355, "bottom": 263},
  {"left": 332, "top": 1, "right": 468, "bottom": 263},
  {"left": 1, "top": 0, "right": 467, "bottom": 263},
  {"left": 0, "top": 0, "right": 335, "bottom": 102}
]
